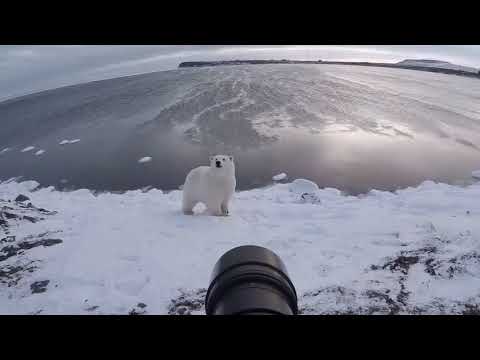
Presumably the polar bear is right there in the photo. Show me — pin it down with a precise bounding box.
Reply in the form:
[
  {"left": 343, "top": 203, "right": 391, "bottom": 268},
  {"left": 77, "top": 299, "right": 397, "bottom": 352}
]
[{"left": 182, "top": 155, "right": 236, "bottom": 216}]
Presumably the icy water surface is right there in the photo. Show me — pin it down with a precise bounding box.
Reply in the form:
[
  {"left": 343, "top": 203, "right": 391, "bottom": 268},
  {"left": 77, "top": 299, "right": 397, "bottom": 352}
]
[{"left": 1, "top": 64, "right": 480, "bottom": 194}]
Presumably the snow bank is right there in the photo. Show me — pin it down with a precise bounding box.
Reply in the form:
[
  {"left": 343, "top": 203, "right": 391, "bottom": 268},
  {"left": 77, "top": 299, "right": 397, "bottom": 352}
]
[
  {"left": 472, "top": 170, "right": 480, "bottom": 180},
  {"left": 1, "top": 178, "right": 480, "bottom": 315}
]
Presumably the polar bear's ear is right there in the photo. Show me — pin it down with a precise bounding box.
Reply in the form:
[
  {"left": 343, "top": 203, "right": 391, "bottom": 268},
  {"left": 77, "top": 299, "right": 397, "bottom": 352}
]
[{"left": 229, "top": 156, "right": 234, "bottom": 161}]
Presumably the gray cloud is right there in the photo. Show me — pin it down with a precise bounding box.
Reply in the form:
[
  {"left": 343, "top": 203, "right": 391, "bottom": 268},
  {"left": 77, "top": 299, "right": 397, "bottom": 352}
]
[{"left": 0, "top": 45, "right": 479, "bottom": 102}]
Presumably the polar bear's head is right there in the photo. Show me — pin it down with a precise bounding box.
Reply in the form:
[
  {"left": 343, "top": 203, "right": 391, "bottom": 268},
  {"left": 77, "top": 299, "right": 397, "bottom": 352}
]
[{"left": 210, "top": 154, "right": 235, "bottom": 172}]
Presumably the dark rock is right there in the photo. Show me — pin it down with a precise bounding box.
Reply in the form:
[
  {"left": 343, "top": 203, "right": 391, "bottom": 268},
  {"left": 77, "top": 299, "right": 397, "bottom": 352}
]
[
  {"left": 4, "top": 212, "right": 19, "bottom": 220},
  {"left": 381, "top": 255, "right": 419, "bottom": 275},
  {"left": 41, "top": 239, "right": 63, "bottom": 247},
  {"left": 0, "top": 236, "right": 15, "bottom": 244},
  {"left": 424, "top": 258, "right": 437, "bottom": 276},
  {"left": 0, "top": 261, "right": 38, "bottom": 287},
  {"left": 177, "top": 307, "right": 187, "bottom": 315},
  {"left": 15, "top": 194, "right": 30, "bottom": 202},
  {"left": 128, "top": 308, "right": 146, "bottom": 315},
  {"left": 37, "top": 207, "right": 57, "bottom": 214},
  {"left": 0, "top": 265, "right": 24, "bottom": 279},
  {"left": 30, "top": 280, "right": 50, "bottom": 294},
  {"left": 167, "top": 288, "right": 207, "bottom": 315},
  {"left": 365, "top": 290, "right": 402, "bottom": 315},
  {"left": 462, "top": 304, "right": 480, "bottom": 315},
  {"left": 0, "top": 238, "right": 63, "bottom": 262}
]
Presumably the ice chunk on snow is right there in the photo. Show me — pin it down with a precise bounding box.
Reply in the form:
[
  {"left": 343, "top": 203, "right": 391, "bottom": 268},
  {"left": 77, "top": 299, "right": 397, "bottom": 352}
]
[
  {"left": 21, "top": 146, "right": 35, "bottom": 152},
  {"left": 35, "top": 150, "right": 45, "bottom": 156},
  {"left": 273, "top": 173, "right": 287, "bottom": 181},
  {"left": 60, "top": 139, "right": 81, "bottom": 145},
  {"left": 289, "top": 178, "right": 319, "bottom": 194},
  {"left": 0, "top": 148, "right": 10, "bottom": 154},
  {"left": 472, "top": 170, "right": 480, "bottom": 179},
  {"left": 138, "top": 157, "right": 152, "bottom": 164}
]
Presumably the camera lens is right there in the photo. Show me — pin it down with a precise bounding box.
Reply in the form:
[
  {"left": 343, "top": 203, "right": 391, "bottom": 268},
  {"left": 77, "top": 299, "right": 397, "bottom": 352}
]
[{"left": 205, "top": 245, "right": 298, "bottom": 315}]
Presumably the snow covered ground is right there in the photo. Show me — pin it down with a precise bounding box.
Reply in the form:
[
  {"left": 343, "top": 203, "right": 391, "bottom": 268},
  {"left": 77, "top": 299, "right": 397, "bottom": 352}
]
[{"left": 1, "top": 176, "right": 480, "bottom": 315}]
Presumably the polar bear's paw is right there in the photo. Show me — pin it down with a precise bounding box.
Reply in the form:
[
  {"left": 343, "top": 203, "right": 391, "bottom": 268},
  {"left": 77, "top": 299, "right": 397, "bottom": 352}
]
[{"left": 220, "top": 203, "right": 230, "bottom": 216}]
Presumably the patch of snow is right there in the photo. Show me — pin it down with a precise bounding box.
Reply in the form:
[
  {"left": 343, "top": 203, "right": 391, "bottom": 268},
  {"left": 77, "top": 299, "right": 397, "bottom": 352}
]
[
  {"left": 472, "top": 170, "right": 480, "bottom": 180},
  {"left": 289, "top": 178, "right": 319, "bottom": 194},
  {"left": 34, "top": 150, "right": 45, "bottom": 156},
  {"left": 273, "top": 173, "right": 287, "bottom": 181},
  {"left": 60, "top": 139, "right": 81, "bottom": 145},
  {"left": 0, "top": 148, "right": 11, "bottom": 154},
  {"left": 1, "top": 179, "right": 480, "bottom": 314},
  {"left": 138, "top": 157, "right": 152, "bottom": 164},
  {"left": 21, "top": 146, "right": 35, "bottom": 152}
]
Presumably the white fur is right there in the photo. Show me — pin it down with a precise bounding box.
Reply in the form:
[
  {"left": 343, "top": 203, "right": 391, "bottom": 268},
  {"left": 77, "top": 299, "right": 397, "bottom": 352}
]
[{"left": 182, "top": 155, "right": 236, "bottom": 216}]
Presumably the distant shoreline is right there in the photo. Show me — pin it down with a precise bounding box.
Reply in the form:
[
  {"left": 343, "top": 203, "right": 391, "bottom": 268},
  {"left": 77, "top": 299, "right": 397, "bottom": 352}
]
[{"left": 179, "top": 60, "right": 480, "bottom": 79}]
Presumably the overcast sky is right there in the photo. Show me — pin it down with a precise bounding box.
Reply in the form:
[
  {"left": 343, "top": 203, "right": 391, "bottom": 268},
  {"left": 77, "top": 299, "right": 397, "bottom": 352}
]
[{"left": 1, "top": 45, "right": 479, "bottom": 101}]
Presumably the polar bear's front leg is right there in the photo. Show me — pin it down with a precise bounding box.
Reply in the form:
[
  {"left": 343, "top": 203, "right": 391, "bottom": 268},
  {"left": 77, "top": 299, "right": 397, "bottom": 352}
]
[{"left": 220, "top": 200, "right": 230, "bottom": 216}]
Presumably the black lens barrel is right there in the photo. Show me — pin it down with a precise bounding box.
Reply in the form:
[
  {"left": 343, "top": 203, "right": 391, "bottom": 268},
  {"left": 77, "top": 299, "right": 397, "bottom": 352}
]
[{"left": 205, "top": 245, "right": 298, "bottom": 315}]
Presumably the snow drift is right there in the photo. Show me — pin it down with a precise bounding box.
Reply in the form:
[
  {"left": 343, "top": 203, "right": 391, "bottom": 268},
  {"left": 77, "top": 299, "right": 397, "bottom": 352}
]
[{"left": 1, "top": 176, "right": 480, "bottom": 315}]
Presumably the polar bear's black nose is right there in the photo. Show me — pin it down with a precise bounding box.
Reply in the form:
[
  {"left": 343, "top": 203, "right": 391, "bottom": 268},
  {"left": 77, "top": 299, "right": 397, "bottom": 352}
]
[{"left": 216, "top": 160, "right": 222, "bottom": 168}]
